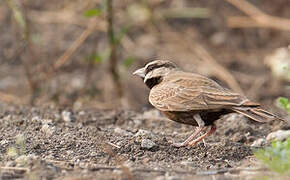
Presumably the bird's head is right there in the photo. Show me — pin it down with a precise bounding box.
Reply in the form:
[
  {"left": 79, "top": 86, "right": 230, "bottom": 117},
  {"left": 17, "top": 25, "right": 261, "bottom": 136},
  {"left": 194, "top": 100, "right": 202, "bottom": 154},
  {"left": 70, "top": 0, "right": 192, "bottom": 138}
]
[{"left": 133, "top": 60, "right": 178, "bottom": 88}]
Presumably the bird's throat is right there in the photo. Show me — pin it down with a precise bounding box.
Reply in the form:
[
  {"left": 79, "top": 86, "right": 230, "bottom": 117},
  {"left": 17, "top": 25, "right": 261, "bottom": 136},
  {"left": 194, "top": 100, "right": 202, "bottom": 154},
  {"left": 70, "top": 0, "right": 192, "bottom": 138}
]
[{"left": 145, "top": 76, "right": 162, "bottom": 89}]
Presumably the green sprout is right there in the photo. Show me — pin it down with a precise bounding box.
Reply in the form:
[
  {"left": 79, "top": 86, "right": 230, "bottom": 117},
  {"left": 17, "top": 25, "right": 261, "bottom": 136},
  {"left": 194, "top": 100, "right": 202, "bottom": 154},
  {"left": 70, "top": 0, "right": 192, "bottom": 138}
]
[
  {"left": 254, "top": 139, "right": 290, "bottom": 175},
  {"left": 83, "top": 8, "right": 102, "bottom": 17},
  {"left": 277, "top": 97, "right": 290, "bottom": 114},
  {"left": 6, "top": 133, "right": 26, "bottom": 158}
]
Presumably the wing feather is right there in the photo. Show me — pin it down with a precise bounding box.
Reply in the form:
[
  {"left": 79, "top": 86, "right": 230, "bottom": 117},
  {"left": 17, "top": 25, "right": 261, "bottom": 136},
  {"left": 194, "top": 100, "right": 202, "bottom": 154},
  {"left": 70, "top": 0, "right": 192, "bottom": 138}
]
[{"left": 149, "top": 72, "right": 249, "bottom": 111}]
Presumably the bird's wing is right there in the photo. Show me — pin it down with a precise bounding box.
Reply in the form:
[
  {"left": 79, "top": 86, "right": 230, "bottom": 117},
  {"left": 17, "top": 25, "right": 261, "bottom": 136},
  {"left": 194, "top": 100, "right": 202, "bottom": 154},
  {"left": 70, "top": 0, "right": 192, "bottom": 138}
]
[{"left": 149, "top": 72, "right": 253, "bottom": 111}]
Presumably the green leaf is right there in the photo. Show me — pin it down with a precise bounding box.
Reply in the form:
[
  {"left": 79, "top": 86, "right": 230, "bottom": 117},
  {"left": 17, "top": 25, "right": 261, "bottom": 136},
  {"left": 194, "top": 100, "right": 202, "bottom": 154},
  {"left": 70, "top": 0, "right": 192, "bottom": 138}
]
[
  {"left": 84, "top": 8, "right": 101, "bottom": 17},
  {"left": 279, "top": 97, "right": 289, "bottom": 107},
  {"left": 255, "top": 138, "right": 290, "bottom": 174},
  {"left": 277, "top": 97, "right": 290, "bottom": 114}
]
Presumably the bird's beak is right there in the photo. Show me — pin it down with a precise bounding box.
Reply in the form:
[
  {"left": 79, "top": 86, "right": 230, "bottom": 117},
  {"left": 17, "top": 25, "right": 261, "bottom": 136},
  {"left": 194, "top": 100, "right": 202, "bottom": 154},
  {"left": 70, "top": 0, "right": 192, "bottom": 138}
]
[{"left": 133, "top": 67, "right": 146, "bottom": 78}]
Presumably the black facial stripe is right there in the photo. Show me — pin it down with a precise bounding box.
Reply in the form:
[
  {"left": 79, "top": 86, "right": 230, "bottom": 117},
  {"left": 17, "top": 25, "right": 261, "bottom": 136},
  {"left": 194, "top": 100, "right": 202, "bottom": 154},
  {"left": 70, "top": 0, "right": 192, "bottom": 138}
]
[
  {"left": 145, "top": 63, "right": 176, "bottom": 75},
  {"left": 145, "top": 76, "right": 162, "bottom": 89}
]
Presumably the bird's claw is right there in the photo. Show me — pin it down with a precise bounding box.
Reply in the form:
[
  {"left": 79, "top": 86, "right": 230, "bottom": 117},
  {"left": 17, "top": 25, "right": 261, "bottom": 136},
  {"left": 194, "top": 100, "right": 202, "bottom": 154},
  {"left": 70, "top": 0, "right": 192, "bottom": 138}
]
[{"left": 172, "top": 142, "right": 187, "bottom": 147}]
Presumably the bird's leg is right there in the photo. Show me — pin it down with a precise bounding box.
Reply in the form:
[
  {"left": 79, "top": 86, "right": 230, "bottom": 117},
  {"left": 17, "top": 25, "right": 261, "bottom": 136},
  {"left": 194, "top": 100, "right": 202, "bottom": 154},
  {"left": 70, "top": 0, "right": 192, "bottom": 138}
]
[
  {"left": 172, "top": 114, "right": 206, "bottom": 147},
  {"left": 188, "top": 125, "right": 216, "bottom": 146},
  {"left": 172, "top": 127, "right": 204, "bottom": 147},
  {"left": 194, "top": 114, "right": 208, "bottom": 147}
]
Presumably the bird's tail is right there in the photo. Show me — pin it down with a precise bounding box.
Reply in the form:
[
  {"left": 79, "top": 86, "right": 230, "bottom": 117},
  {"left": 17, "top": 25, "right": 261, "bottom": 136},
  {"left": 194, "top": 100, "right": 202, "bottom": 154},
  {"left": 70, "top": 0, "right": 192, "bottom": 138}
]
[{"left": 231, "top": 106, "right": 284, "bottom": 122}]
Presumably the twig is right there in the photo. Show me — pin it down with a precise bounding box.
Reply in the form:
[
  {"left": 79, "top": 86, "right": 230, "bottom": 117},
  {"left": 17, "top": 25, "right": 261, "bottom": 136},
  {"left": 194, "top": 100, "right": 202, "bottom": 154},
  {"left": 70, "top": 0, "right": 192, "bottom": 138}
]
[
  {"left": 226, "top": 0, "right": 290, "bottom": 31},
  {"left": 190, "top": 41, "right": 244, "bottom": 94},
  {"left": 28, "top": 10, "right": 106, "bottom": 30},
  {"left": 53, "top": 20, "right": 97, "bottom": 70},
  {"left": 89, "top": 166, "right": 266, "bottom": 175},
  {"left": 103, "top": 142, "right": 134, "bottom": 180},
  {"left": 7, "top": 0, "right": 40, "bottom": 105},
  {"left": 107, "top": 142, "right": 121, "bottom": 149},
  {"left": 0, "top": 91, "right": 23, "bottom": 104},
  {"left": 158, "top": 8, "right": 210, "bottom": 19},
  {"left": 42, "top": 158, "right": 266, "bottom": 176},
  {"left": 0, "top": 166, "right": 29, "bottom": 172},
  {"left": 159, "top": 24, "right": 244, "bottom": 94},
  {"left": 107, "top": 0, "right": 123, "bottom": 99}
]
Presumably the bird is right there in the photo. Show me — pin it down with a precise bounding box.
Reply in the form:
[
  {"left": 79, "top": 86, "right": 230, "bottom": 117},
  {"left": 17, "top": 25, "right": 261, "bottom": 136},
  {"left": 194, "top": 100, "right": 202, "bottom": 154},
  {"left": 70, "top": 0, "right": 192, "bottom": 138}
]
[{"left": 133, "top": 60, "right": 283, "bottom": 147}]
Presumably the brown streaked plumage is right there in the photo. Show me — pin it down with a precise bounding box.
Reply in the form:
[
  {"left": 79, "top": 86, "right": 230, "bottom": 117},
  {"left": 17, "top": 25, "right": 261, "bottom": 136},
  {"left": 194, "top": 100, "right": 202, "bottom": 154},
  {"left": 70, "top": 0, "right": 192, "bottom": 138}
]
[{"left": 133, "top": 60, "right": 283, "bottom": 147}]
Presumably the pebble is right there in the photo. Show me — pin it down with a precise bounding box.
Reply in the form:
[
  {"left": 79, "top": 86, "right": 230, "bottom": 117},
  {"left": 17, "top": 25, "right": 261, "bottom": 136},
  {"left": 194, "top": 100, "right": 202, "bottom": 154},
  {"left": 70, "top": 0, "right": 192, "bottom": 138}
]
[
  {"left": 5, "top": 161, "right": 16, "bottom": 167},
  {"left": 266, "top": 130, "right": 290, "bottom": 141},
  {"left": 15, "top": 155, "right": 29, "bottom": 166},
  {"left": 78, "top": 111, "right": 86, "bottom": 116},
  {"left": 180, "top": 160, "right": 195, "bottom": 167},
  {"left": 114, "top": 127, "right": 133, "bottom": 136},
  {"left": 141, "top": 139, "right": 156, "bottom": 149},
  {"left": 251, "top": 138, "right": 267, "bottom": 147},
  {"left": 41, "top": 123, "right": 56, "bottom": 136},
  {"left": 0, "top": 139, "right": 8, "bottom": 145},
  {"left": 15, "top": 154, "right": 37, "bottom": 166},
  {"left": 31, "top": 116, "right": 41, "bottom": 122},
  {"left": 62, "top": 111, "right": 74, "bottom": 122},
  {"left": 135, "top": 129, "right": 157, "bottom": 140}
]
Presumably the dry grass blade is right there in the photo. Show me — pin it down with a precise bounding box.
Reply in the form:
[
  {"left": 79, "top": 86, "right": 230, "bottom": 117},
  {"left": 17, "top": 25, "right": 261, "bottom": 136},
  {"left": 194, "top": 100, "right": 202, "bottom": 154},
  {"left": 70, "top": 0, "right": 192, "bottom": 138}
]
[
  {"left": 103, "top": 143, "right": 134, "bottom": 180},
  {"left": 0, "top": 91, "right": 23, "bottom": 104},
  {"left": 190, "top": 42, "right": 244, "bottom": 94},
  {"left": 159, "top": 24, "right": 244, "bottom": 94},
  {"left": 28, "top": 10, "right": 107, "bottom": 30},
  {"left": 6, "top": 0, "right": 40, "bottom": 105},
  {"left": 226, "top": 0, "right": 266, "bottom": 18},
  {"left": 107, "top": 0, "right": 123, "bottom": 99},
  {"left": 53, "top": 20, "right": 98, "bottom": 70},
  {"left": 0, "top": 166, "right": 29, "bottom": 172},
  {"left": 226, "top": 0, "right": 290, "bottom": 31}
]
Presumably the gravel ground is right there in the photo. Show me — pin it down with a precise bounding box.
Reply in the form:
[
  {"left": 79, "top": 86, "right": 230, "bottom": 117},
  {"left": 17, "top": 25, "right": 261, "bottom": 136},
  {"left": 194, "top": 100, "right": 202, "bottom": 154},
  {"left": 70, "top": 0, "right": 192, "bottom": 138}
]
[{"left": 0, "top": 102, "right": 287, "bottom": 179}]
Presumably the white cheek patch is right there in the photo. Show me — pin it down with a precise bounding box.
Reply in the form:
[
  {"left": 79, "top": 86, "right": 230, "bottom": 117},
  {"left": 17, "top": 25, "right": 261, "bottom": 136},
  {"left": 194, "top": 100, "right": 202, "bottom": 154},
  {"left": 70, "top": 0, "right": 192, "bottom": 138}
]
[{"left": 144, "top": 71, "right": 153, "bottom": 83}]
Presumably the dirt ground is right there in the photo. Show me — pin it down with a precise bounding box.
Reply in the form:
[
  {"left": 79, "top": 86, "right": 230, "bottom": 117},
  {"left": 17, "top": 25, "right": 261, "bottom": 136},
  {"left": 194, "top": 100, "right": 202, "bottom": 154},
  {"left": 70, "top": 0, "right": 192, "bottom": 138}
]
[
  {"left": 0, "top": 0, "right": 290, "bottom": 179},
  {"left": 0, "top": 102, "right": 288, "bottom": 179}
]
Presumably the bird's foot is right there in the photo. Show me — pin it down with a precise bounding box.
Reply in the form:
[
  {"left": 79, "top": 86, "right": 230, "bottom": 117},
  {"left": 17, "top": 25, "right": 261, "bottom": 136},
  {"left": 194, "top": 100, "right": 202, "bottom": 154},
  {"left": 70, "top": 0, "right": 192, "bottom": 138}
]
[
  {"left": 172, "top": 142, "right": 187, "bottom": 147},
  {"left": 202, "top": 139, "right": 207, "bottom": 147},
  {"left": 188, "top": 125, "right": 216, "bottom": 146}
]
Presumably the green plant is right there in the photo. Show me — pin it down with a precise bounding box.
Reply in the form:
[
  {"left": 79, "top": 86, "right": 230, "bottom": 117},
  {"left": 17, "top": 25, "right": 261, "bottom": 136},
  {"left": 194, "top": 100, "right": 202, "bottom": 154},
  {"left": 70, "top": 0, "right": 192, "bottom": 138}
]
[
  {"left": 277, "top": 97, "right": 290, "bottom": 114},
  {"left": 254, "top": 139, "right": 290, "bottom": 175},
  {"left": 6, "top": 134, "right": 26, "bottom": 158},
  {"left": 83, "top": 8, "right": 102, "bottom": 17}
]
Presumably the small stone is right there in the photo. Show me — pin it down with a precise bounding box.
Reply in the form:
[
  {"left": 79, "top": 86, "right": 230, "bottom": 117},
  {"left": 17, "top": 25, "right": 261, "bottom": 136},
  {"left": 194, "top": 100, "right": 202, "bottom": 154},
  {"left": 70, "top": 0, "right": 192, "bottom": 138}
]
[
  {"left": 154, "top": 176, "right": 165, "bottom": 180},
  {"left": 62, "top": 111, "right": 74, "bottom": 122},
  {"left": 210, "top": 32, "right": 227, "bottom": 46},
  {"left": 5, "top": 161, "right": 16, "bottom": 167},
  {"left": 180, "top": 160, "right": 195, "bottom": 167},
  {"left": 141, "top": 139, "right": 156, "bottom": 149},
  {"left": 66, "top": 150, "right": 74, "bottom": 155},
  {"left": 266, "top": 130, "right": 290, "bottom": 141},
  {"left": 232, "top": 133, "right": 246, "bottom": 143},
  {"left": 135, "top": 129, "right": 156, "bottom": 140},
  {"left": 31, "top": 116, "right": 40, "bottom": 122},
  {"left": 251, "top": 138, "right": 267, "bottom": 147},
  {"left": 114, "top": 127, "right": 133, "bottom": 136},
  {"left": 0, "top": 139, "right": 8, "bottom": 145},
  {"left": 41, "top": 124, "right": 55, "bottom": 136},
  {"left": 15, "top": 155, "right": 31, "bottom": 166},
  {"left": 78, "top": 111, "right": 86, "bottom": 115}
]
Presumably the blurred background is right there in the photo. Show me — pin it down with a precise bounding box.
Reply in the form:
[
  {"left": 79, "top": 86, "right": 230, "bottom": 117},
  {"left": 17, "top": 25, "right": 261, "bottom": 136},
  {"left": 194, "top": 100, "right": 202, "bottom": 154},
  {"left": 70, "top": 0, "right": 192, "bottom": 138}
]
[{"left": 0, "top": 0, "right": 289, "bottom": 111}]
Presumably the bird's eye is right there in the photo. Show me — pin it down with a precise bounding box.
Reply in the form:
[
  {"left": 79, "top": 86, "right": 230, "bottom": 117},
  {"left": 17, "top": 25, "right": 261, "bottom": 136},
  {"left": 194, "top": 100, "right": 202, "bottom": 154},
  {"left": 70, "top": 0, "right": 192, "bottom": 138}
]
[{"left": 146, "top": 65, "right": 154, "bottom": 73}]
